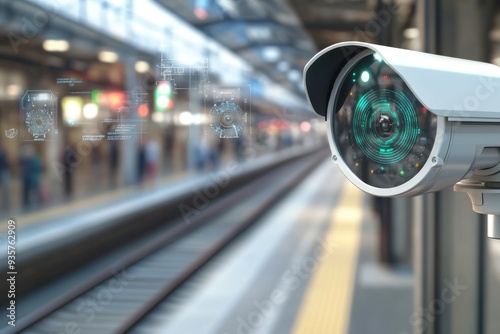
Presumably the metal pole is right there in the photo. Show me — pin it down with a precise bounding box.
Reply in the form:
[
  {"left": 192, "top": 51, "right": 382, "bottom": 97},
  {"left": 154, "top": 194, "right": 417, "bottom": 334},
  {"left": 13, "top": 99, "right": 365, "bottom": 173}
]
[
  {"left": 122, "top": 54, "right": 140, "bottom": 185},
  {"left": 413, "top": 0, "right": 439, "bottom": 333},
  {"left": 412, "top": 193, "right": 436, "bottom": 334},
  {"left": 487, "top": 215, "right": 500, "bottom": 239}
]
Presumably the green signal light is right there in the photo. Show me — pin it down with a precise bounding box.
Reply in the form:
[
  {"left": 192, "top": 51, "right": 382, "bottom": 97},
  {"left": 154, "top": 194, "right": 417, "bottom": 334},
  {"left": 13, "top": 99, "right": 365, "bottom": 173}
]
[
  {"left": 91, "top": 90, "right": 102, "bottom": 104},
  {"left": 155, "top": 81, "right": 174, "bottom": 112},
  {"left": 400, "top": 170, "right": 405, "bottom": 176}
]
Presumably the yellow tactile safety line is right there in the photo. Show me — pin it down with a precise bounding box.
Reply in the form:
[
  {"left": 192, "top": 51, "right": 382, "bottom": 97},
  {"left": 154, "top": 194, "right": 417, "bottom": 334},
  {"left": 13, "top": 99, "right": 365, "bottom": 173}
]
[{"left": 291, "top": 182, "right": 364, "bottom": 334}]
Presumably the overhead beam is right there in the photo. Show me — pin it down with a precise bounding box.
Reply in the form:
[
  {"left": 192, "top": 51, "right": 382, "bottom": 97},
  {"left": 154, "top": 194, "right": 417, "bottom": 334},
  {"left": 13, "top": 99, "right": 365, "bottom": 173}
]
[{"left": 304, "top": 21, "right": 370, "bottom": 31}]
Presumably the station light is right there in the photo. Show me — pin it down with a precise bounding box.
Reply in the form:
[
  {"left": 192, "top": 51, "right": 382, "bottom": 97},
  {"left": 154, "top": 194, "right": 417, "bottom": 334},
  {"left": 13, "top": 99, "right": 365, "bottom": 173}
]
[
  {"left": 262, "top": 46, "right": 281, "bottom": 62},
  {"left": 6, "top": 84, "right": 21, "bottom": 97},
  {"left": 135, "top": 61, "right": 150, "bottom": 73},
  {"left": 152, "top": 111, "right": 166, "bottom": 124},
  {"left": 91, "top": 90, "right": 127, "bottom": 111},
  {"left": 137, "top": 104, "right": 149, "bottom": 118},
  {"left": 179, "top": 111, "right": 193, "bottom": 125},
  {"left": 107, "top": 92, "right": 126, "bottom": 110},
  {"left": 300, "top": 121, "right": 311, "bottom": 133},
  {"left": 98, "top": 50, "right": 119, "bottom": 63},
  {"left": 43, "top": 40, "right": 70, "bottom": 52},
  {"left": 62, "top": 96, "right": 83, "bottom": 124},
  {"left": 403, "top": 28, "right": 420, "bottom": 39},
  {"left": 155, "top": 81, "right": 174, "bottom": 112},
  {"left": 194, "top": 0, "right": 209, "bottom": 20},
  {"left": 83, "top": 103, "right": 98, "bottom": 119}
]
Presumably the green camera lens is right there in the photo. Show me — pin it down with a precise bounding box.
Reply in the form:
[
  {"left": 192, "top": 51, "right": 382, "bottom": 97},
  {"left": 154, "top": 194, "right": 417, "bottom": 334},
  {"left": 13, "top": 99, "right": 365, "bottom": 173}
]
[
  {"left": 333, "top": 53, "right": 437, "bottom": 188},
  {"left": 352, "top": 89, "right": 420, "bottom": 165}
]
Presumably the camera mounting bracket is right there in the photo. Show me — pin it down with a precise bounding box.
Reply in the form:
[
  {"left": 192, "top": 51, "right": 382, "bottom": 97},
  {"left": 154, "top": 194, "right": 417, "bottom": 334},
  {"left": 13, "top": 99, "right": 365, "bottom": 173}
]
[{"left": 455, "top": 172, "right": 500, "bottom": 239}]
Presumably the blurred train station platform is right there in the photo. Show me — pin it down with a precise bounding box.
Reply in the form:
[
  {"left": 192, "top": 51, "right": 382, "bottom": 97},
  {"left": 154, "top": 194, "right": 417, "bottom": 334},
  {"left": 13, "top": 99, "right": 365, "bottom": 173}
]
[
  {"left": 1, "top": 154, "right": 416, "bottom": 334},
  {"left": 2, "top": 1, "right": 500, "bottom": 334},
  {"left": 131, "top": 161, "right": 414, "bottom": 334}
]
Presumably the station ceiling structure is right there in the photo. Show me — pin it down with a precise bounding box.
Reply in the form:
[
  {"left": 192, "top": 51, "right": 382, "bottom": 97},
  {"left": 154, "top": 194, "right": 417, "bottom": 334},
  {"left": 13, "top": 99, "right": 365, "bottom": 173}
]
[
  {"left": 2, "top": 0, "right": 499, "bottom": 101},
  {"left": 153, "top": 0, "right": 416, "bottom": 95}
]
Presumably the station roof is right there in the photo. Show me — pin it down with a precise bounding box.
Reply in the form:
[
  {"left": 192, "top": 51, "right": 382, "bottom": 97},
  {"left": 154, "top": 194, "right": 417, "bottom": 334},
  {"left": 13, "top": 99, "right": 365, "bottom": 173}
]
[{"left": 153, "top": 0, "right": 415, "bottom": 96}]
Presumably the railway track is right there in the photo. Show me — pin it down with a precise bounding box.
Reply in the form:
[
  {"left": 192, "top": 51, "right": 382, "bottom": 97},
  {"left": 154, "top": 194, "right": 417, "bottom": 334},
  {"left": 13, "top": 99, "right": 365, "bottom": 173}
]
[{"left": 2, "top": 148, "right": 327, "bottom": 334}]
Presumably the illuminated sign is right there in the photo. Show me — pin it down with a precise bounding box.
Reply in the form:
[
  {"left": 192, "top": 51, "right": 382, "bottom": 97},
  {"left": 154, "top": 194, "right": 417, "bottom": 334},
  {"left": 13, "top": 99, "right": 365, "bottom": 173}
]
[
  {"left": 154, "top": 81, "right": 174, "bottom": 112},
  {"left": 91, "top": 90, "right": 127, "bottom": 111}
]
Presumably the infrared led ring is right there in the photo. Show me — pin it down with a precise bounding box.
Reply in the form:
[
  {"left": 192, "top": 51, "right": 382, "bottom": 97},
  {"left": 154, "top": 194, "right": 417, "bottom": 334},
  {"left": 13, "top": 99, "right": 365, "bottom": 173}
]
[{"left": 352, "top": 89, "right": 419, "bottom": 165}]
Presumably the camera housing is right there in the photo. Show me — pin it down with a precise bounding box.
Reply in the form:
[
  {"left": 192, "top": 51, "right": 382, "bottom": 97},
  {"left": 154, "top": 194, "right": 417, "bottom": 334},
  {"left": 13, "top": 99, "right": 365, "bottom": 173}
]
[{"left": 304, "top": 41, "right": 500, "bottom": 199}]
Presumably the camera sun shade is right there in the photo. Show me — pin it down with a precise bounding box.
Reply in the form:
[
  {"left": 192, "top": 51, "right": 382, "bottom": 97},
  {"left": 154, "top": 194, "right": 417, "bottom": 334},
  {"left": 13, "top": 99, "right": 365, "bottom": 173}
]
[{"left": 304, "top": 41, "right": 500, "bottom": 238}]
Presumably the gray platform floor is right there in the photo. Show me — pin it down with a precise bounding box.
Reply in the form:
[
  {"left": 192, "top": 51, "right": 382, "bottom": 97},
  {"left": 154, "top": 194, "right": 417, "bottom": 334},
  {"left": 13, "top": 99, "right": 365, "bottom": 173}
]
[{"left": 133, "top": 160, "right": 414, "bottom": 334}]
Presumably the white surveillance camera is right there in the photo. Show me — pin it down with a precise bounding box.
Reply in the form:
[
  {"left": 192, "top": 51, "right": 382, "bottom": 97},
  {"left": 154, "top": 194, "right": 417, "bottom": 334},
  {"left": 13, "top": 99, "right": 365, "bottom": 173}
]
[{"left": 304, "top": 42, "right": 500, "bottom": 237}]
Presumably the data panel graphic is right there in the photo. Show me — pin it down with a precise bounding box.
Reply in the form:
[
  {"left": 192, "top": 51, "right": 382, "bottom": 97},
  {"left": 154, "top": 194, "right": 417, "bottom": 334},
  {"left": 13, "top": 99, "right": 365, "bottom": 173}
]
[
  {"left": 63, "top": 90, "right": 148, "bottom": 142},
  {"left": 157, "top": 55, "right": 209, "bottom": 94}
]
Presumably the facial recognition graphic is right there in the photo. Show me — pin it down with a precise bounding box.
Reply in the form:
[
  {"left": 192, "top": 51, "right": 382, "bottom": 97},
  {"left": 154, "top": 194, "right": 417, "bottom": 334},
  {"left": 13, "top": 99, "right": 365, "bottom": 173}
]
[
  {"left": 20, "top": 90, "right": 58, "bottom": 141},
  {"left": 157, "top": 54, "right": 210, "bottom": 94},
  {"left": 208, "top": 86, "right": 250, "bottom": 138}
]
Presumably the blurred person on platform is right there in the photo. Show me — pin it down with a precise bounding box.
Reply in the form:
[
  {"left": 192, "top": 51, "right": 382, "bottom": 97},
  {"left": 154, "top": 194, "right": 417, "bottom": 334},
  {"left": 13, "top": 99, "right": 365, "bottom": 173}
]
[
  {"left": 0, "top": 142, "right": 10, "bottom": 210},
  {"left": 20, "top": 145, "right": 42, "bottom": 208},
  {"left": 279, "top": 129, "right": 293, "bottom": 149},
  {"left": 61, "top": 145, "right": 76, "bottom": 198},
  {"left": 145, "top": 138, "right": 160, "bottom": 181},
  {"left": 137, "top": 139, "right": 146, "bottom": 183},
  {"left": 32, "top": 149, "right": 45, "bottom": 204},
  {"left": 164, "top": 126, "right": 174, "bottom": 169},
  {"left": 20, "top": 145, "right": 33, "bottom": 208},
  {"left": 109, "top": 140, "right": 119, "bottom": 187},
  {"left": 234, "top": 135, "right": 244, "bottom": 162},
  {"left": 195, "top": 140, "right": 209, "bottom": 171},
  {"left": 207, "top": 138, "right": 223, "bottom": 171}
]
